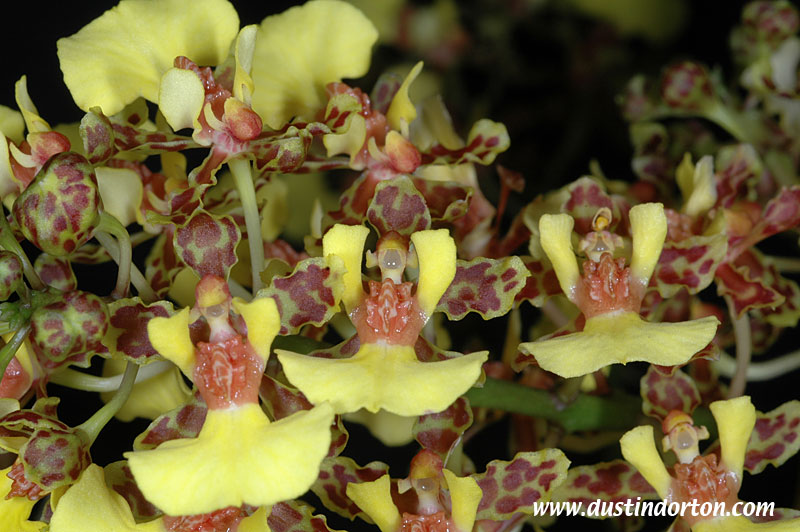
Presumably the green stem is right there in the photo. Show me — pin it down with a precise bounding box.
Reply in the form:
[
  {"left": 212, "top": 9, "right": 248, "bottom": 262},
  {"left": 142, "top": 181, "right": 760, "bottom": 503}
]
[
  {"left": 0, "top": 214, "right": 43, "bottom": 290},
  {"left": 715, "top": 349, "right": 800, "bottom": 381},
  {"left": 94, "top": 230, "right": 156, "bottom": 303},
  {"left": 0, "top": 324, "right": 30, "bottom": 380},
  {"left": 465, "top": 377, "right": 642, "bottom": 433},
  {"left": 725, "top": 295, "right": 751, "bottom": 398},
  {"left": 76, "top": 361, "right": 139, "bottom": 445},
  {"left": 704, "top": 102, "right": 752, "bottom": 144},
  {"left": 96, "top": 212, "right": 132, "bottom": 299},
  {"left": 229, "top": 158, "right": 264, "bottom": 294},
  {"left": 49, "top": 360, "right": 171, "bottom": 392},
  {"left": 767, "top": 256, "right": 800, "bottom": 273}
]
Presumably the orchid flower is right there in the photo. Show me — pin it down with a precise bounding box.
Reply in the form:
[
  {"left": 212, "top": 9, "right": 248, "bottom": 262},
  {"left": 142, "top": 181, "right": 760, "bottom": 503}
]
[
  {"left": 276, "top": 224, "right": 488, "bottom": 416},
  {"left": 620, "top": 396, "right": 800, "bottom": 531},
  {"left": 517, "top": 203, "right": 720, "bottom": 378},
  {"left": 125, "top": 275, "right": 334, "bottom": 516},
  {"left": 347, "top": 449, "right": 482, "bottom": 532}
]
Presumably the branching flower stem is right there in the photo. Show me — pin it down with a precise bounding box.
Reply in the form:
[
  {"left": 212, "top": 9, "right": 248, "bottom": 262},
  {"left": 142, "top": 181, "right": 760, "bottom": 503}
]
[
  {"left": 229, "top": 158, "right": 264, "bottom": 294},
  {"left": 77, "top": 361, "right": 139, "bottom": 445},
  {"left": 49, "top": 360, "right": 172, "bottom": 392},
  {"left": 725, "top": 295, "right": 752, "bottom": 398},
  {"left": 715, "top": 349, "right": 800, "bottom": 381},
  {"left": 96, "top": 212, "right": 133, "bottom": 299},
  {"left": 94, "top": 230, "right": 156, "bottom": 303}
]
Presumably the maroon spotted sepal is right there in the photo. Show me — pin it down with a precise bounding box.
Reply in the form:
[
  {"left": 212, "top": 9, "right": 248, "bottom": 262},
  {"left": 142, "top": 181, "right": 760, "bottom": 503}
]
[
  {"left": 104, "top": 460, "right": 162, "bottom": 521},
  {"left": 366, "top": 176, "right": 431, "bottom": 237},
  {"left": 173, "top": 210, "right": 241, "bottom": 280},
  {"left": 269, "top": 500, "right": 342, "bottom": 532},
  {"left": 311, "top": 456, "right": 389, "bottom": 520},
  {"left": 103, "top": 298, "right": 175, "bottom": 364},
  {"left": 133, "top": 393, "right": 207, "bottom": 451},
  {"left": 471, "top": 449, "right": 569, "bottom": 520},
  {"left": 745, "top": 400, "right": 800, "bottom": 475},
  {"left": 640, "top": 365, "right": 702, "bottom": 422},
  {"left": 257, "top": 257, "right": 345, "bottom": 335},
  {"left": 552, "top": 460, "right": 659, "bottom": 517},
  {"left": 11, "top": 152, "right": 101, "bottom": 256},
  {"left": 436, "top": 256, "right": 529, "bottom": 320},
  {"left": 413, "top": 397, "right": 473, "bottom": 458}
]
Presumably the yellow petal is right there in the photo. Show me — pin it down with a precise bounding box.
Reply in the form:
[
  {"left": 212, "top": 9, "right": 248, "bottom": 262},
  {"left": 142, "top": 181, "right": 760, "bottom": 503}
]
[
  {"left": 710, "top": 396, "right": 756, "bottom": 483},
  {"left": 49, "top": 464, "right": 163, "bottom": 532},
  {"left": 15, "top": 76, "right": 50, "bottom": 133},
  {"left": 411, "top": 229, "right": 456, "bottom": 318},
  {"left": 344, "top": 409, "right": 416, "bottom": 446},
  {"left": 411, "top": 95, "right": 464, "bottom": 152},
  {"left": 251, "top": 0, "right": 378, "bottom": 129},
  {"left": 233, "top": 25, "right": 258, "bottom": 104},
  {"left": 238, "top": 506, "right": 271, "bottom": 532},
  {"left": 346, "top": 474, "right": 400, "bottom": 532},
  {"left": 0, "top": 132, "right": 17, "bottom": 206},
  {"left": 0, "top": 105, "right": 25, "bottom": 143},
  {"left": 231, "top": 296, "right": 280, "bottom": 361},
  {"left": 442, "top": 469, "right": 481, "bottom": 532},
  {"left": 168, "top": 267, "right": 201, "bottom": 308},
  {"left": 518, "top": 312, "right": 719, "bottom": 378},
  {"left": 125, "top": 403, "right": 333, "bottom": 515},
  {"left": 323, "top": 224, "right": 369, "bottom": 312},
  {"left": 158, "top": 68, "right": 206, "bottom": 132},
  {"left": 100, "top": 359, "right": 192, "bottom": 422},
  {"left": 619, "top": 425, "right": 671, "bottom": 499},
  {"left": 147, "top": 308, "right": 196, "bottom": 376},
  {"left": 386, "top": 61, "right": 424, "bottom": 133},
  {"left": 96, "top": 166, "right": 144, "bottom": 227},
  {"left": 276, "top": 344, "right": 487, "bottom": 416},
  {"left": 57, "top": 0, "right": 239, "bottom": 115},
  {"left": 628, "top": 203, "right": 667, "bottom": 285},
  {"left": 256, "top": 176, "right": 289, "bottom": 242},
  {"left": 0, "top": 466, "right": 44, "bottom": 532},
  {"left": 538, "top": 214, "right": 579, "bottom": 300},
  {"left": 322, "top": 113, "right": 367, "bottom": 163}
]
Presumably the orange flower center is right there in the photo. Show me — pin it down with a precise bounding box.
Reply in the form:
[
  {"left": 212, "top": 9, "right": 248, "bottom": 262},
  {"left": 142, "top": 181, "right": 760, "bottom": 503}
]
[
  {"left": 194, "top": 337, "right": 263, "bottom": 410},
  {"left": 575, "top": 253, "right": 644, "bottom": 318},
  {"left": 401, "top": 511, "right": 453, "bottom": 532}
]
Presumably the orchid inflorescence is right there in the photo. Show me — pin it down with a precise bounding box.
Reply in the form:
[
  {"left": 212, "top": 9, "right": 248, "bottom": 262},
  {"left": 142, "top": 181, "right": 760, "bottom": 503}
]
[{"left": 0, "top": 1, "right": 799, "bottom": 531}]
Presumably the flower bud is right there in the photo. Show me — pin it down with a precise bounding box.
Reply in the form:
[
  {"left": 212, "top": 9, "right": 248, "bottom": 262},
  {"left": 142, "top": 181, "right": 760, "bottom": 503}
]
[
  {"left": 0, "top": 251, "right": 23, "bottom": 300},
  {"left": 29, "top": 290, "right": 108, "bottom": 364},
  {"left": 743, "top": 1, "right": 800, "bottom": 48},
  {"left": 660, "top": 61, "right": 715, "bottom": 111},
  {"left": 11, "top": 152, "right": 101, "bottom": 256}
]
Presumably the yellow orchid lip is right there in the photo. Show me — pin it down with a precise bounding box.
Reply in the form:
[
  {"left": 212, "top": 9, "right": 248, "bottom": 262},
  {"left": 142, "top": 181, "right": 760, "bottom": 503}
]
[
  {"left": 277, "top": 343, "right": 487, "bottom": 416},
  {"left": 125, "top": 402, "right": 334, "bottom": 516},
  {"left": 519, "top": 311, "right": 719, "bottom": 379}
]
